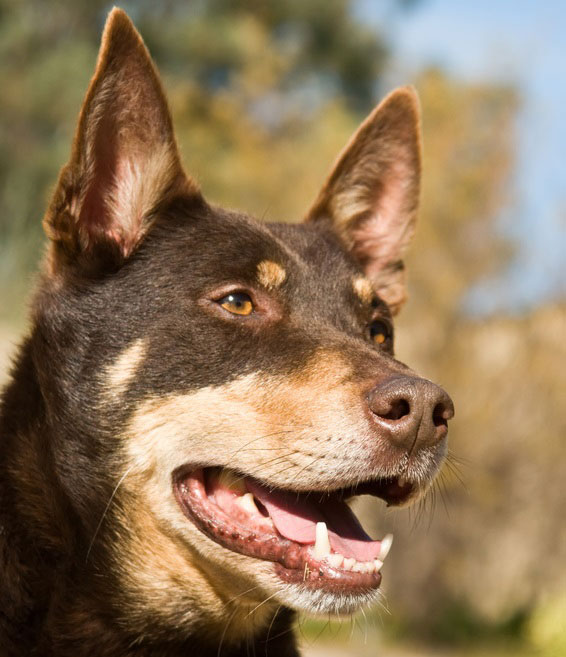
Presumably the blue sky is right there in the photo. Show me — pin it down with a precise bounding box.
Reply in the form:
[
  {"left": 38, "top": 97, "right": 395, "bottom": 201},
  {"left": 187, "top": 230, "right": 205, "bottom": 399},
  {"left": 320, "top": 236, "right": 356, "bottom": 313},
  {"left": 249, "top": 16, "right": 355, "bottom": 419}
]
[{"left": 360, "top": 0, "right": 566, "bottom": 314}]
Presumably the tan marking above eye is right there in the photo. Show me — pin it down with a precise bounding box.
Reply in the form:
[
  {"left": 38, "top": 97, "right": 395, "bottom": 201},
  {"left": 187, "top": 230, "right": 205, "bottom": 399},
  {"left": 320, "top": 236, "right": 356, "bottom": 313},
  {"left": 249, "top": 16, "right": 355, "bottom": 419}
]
[
  {"left": 220, "top": 293, "right": 254, "bottom": 316},
  {"left": 257, "top": 260, "right": 286, "bottom": 290},
  {"left": 353, "top": 276, "right": 374, "bottom": 304}
]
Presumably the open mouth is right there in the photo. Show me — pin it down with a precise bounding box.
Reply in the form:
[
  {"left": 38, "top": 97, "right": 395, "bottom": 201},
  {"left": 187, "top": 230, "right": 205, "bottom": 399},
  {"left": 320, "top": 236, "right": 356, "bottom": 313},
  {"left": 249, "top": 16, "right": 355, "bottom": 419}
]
[{"left": 173, "top": 467, "right": 415, "bottom": 593}]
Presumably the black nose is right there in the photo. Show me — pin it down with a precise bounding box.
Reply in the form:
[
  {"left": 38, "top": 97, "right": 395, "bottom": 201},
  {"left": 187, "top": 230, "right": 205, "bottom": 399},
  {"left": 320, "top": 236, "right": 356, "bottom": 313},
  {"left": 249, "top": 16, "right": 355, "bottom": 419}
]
[{"left": 367, "top": 376, "right": 454, "bottom": 450}]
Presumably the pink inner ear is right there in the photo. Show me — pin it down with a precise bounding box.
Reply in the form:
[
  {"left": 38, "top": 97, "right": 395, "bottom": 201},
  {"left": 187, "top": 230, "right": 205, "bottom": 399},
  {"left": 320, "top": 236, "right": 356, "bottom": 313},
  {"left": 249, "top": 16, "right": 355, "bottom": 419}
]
[
  {"left": 76, "top": 110, "right": 183, "bottom": 258},
  {"left": 305, "top": 88, "right": 420, "bottom": 314},
  {"left": 78, "top": 116, "right": 120, "bottom": 249},
  {"left": 350, "top": 159, "right": 416, "bottom": 270}
]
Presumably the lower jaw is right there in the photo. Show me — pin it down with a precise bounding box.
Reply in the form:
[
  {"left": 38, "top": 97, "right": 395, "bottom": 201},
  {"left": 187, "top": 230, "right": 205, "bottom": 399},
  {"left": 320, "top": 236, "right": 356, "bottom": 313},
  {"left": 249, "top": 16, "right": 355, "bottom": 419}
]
[
  {"left": 173, "top": 469, "right": 382, "bottom": 595},
  {"left": 274, "top": 561, "right": 381, "bottom": 594}
]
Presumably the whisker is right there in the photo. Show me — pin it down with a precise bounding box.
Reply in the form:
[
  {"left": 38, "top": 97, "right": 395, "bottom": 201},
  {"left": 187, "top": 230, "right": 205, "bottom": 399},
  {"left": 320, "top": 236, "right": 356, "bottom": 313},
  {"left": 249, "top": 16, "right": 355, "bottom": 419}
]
[
  {"left": 445, "top": 454, "right": 468, "bottom": 490},
  {"left": 447, "top": 449, "right": 472, "bottom": 467},
  {"left": 265, "top": 620, "right": 299, "bottom": 643},
  {"left": 360, "top": 607, "right": 368, "bottom": 645},
  {"left": 287, "top": 454, "right": 326, "bottom": 486},
  {"left": 227, "top": 423, "right": 313, "bottom": 461},
  {"left": 230, "top": 453, "right": 300, "bottom": 487},
  {"left": 217, "top": 605, "right": 240, "bottom": 657},
  {"left": 309, "top": 617, "right": 331, "bottom": 645},
  {"left": 373, "top": 591, "right": 391, "bottom": 616},
  {"left": 86, "top": 465, "right": 133, "bottom": 562},
  {"left": 226, "top": 584, "right": 262, "bottom": 606},
  {"left": 348, "top": 614, "right": 356, "bottom": 642},
  {"left": 437, "top": 471, "right": 451, "bottom": 518},
  {"left": 228, "top": 430, "right": 297, "bottom": 460},
  {"left": 264, "top": 604, "right": 283, "bottom": 654},
  {"left": 244, "top": 591, "right": 280, "bottom": 619}
]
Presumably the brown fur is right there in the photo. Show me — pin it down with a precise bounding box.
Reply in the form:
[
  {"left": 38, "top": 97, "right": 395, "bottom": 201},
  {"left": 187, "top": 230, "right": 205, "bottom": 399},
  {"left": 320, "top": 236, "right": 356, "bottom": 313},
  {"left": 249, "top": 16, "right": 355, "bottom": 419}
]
[
  {"left": 0, "top": 8, "right": 452, "bottom": 657},
  {"left": 306, "top": 88, "right": 421, "bottom": 314},
  {"left": 43, "top": 9, "right": 196, "bottom": 272}
]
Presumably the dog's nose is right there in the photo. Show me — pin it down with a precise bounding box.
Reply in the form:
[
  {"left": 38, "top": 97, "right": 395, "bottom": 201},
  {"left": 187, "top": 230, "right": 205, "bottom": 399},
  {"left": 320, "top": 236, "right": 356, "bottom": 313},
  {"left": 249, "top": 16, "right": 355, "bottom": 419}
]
[{"left": 367, "top": 376, "right": 454, "bottom": 450}]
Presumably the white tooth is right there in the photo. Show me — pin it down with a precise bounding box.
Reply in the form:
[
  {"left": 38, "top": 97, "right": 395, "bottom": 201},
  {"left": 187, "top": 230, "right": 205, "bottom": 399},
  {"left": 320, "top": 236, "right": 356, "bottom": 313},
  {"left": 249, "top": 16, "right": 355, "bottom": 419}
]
[
  {"left": 379, "top": 533, "right": 394, "bottom": 560},
  {"left": 352, "top": 561, "right": 364, "bottom": 573},
  {"left": 326, "top": 553, "right": 344, "bottom": 569},
  {"left": 343, "top": 558, "right": 355, "bottom": 571},
  {"left": 218, "top": 469, "right": 246, "bottom": 494},
  {"left": 365, "top": 561, "right": 375, "bottom": 573},
  {"left": 313, "top": 522, "right": 331, "bottom": 559},
  {"left": 236, "top": 492, "right": 258, "bottom": 514},
  {"left": 374, "top": 559, "right": 384, "bottom": 572}
]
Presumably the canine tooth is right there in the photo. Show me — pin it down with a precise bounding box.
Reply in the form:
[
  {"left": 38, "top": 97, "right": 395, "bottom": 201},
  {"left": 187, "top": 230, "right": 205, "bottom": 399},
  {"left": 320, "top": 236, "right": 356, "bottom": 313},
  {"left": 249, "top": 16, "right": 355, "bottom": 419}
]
[
  {"left": 236, "top": 492, "right": 258, "bottom": 514},
  {"left": 343, "top": 558, "right": 355, "bottom": 571},
  {"left": 352, "top": 561, "right": 364, "bottom": 573},
  {"left": 374, "top": 559, "right": 384, "bottom": 572},
  {"left": 379, "top": 533, "right": 394, "bottom": 560},
  {"left": 364, "top": 561, "right": 375, "bottom": 573},
  {"left": 218, "top": 469, "right": 246, "bottom": 494},
  {"left": 326, "top": 553, "right": 344, "bottom": 569},
  {"left": 313, "top": 522, "right": 331, "bottom": 559}
]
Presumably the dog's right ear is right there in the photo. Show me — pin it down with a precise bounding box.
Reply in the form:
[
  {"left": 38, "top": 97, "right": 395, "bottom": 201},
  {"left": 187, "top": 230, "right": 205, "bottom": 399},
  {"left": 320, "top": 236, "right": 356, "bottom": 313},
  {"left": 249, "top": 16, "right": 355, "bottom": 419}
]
[
  {"left": 43, "top": 8, "right": 199, "bottom": 273},
  {"left": 305, "top": 88, "right": 421, "bottom": 315}
]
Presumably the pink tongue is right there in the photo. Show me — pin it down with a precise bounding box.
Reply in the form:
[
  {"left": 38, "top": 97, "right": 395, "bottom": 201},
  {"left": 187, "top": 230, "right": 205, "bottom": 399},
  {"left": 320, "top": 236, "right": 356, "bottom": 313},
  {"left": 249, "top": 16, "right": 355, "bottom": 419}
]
[{"left": 246, "top": 481, "right": 382, "bottom": 562}]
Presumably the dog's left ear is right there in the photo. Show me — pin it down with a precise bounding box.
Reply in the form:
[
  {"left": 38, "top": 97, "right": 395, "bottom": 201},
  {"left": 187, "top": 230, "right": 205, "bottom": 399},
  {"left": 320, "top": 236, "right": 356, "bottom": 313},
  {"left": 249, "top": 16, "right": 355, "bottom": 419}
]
[
  {"left": 306, "top": 87, "right": 421, "bottom": 315},
  {"left": 44, "top": 8, "right": 198, "bottom": 272}
]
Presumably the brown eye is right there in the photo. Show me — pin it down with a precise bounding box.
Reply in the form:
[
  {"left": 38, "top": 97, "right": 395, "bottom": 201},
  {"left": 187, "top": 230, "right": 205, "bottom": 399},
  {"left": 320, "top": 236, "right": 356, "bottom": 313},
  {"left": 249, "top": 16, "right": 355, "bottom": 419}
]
[
  {"left": 369, "top": 319, "right": 392, "bottom": 346},
  {"left": 219, "top": 292, "right": 254, "bottom": 316}
]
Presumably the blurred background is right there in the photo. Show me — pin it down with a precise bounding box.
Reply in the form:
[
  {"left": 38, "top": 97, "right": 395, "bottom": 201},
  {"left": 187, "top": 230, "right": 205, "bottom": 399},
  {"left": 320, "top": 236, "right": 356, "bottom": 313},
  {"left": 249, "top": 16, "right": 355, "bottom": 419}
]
[{"left": 0, "top": 1, "right": 564, "bottom": 655}]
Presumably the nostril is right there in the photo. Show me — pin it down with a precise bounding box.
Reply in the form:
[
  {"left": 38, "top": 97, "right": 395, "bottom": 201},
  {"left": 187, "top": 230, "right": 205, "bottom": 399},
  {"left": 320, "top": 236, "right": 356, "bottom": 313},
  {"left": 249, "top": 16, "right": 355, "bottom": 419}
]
[
  {"left": 432, "top": 403, "right": 448, "bottom": 428},
  {"left": 368, "top": 376, "right": 453, "bottom": 448},
  {"left": 381, "top": 398, "right": 410, "bottom": 421}
]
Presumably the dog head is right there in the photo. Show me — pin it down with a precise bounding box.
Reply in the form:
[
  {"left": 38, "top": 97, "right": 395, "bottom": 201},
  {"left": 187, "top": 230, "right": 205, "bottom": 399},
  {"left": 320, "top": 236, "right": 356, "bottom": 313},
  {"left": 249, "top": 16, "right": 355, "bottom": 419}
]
[{"left": 36, "top": 8, "right": 453, "bottom": 644}]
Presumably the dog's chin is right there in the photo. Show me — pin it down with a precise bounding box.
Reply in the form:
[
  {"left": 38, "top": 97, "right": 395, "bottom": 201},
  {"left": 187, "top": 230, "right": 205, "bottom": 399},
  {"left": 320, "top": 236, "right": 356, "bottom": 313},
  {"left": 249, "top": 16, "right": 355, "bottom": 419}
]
[
  {"left": 172, "top": 466, "right": 420, "bottom": 614},
  {"left": 274, "top": 580, "right": 383, "bottom": 616}
]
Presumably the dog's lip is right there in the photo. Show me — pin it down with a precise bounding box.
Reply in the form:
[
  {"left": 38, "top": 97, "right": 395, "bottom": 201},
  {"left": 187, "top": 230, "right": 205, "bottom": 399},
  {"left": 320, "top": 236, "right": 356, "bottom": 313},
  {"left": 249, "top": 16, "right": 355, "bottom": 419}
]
[{"left": 172, "top": 467, "right": 412, "bottom": 593}]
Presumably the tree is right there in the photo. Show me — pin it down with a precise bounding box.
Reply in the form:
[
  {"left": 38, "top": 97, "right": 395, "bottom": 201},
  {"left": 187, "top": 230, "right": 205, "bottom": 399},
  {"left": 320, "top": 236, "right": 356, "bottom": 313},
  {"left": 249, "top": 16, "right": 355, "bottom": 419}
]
[{"left": 0, "top": 0, "right": 407, "bottom": 319}]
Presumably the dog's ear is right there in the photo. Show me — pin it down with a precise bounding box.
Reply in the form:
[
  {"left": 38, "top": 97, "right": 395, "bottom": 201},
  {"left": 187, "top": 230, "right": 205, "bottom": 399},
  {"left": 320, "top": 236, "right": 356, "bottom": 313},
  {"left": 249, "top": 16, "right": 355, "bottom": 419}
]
[
  {"left": 44, "top": 8, "right": 199, "bottom": 272},
  {"left": 306, "top": 87, "right": 421, "bottom": 315}
]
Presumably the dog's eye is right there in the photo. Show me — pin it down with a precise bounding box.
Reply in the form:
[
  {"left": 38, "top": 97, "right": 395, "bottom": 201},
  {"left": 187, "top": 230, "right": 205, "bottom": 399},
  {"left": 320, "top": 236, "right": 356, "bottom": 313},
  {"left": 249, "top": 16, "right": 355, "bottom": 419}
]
[
  {"left": 219, "top": 293, "right": 254, "bottom": 316},
  {"left": 369, "top": 319, "right": 392, "bottom": 346}
]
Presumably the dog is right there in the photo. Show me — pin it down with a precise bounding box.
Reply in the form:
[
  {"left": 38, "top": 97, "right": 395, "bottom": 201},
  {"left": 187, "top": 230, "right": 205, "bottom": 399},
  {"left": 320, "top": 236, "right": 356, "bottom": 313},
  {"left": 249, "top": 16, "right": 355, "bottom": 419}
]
[{"left": 0, "top": 8, "right": 453, "bottom": 657}]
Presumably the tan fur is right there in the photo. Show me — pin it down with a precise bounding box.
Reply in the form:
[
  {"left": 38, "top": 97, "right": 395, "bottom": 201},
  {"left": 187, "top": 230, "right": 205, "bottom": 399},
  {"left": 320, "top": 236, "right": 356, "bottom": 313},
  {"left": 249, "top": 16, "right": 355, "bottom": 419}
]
[
  {"left": 256, "top": 260, "right": 287, "bottom": 290},
  {"left": 123, "top": 352, "right": 374, "bottom": 493},
  {"left": 104, "top": 339, "right": 147, "bottom": 398},
  {"left": 306, "top": 87, "right": 421, "bottom": 315},
  {"left": 117, "top": 350, "right": 406, "bottom": 630},
  {"left": 113, "top": 337, "right": 446, "bottom": 625},
  {"left": 113, "top": 499, "right": 275, "bottom": 643},
  {"left": 105, "top": 144, "right": 180, "bottom": 249},
  {"left": 353, "top": 276, "right": 374, "bottom": 304}
]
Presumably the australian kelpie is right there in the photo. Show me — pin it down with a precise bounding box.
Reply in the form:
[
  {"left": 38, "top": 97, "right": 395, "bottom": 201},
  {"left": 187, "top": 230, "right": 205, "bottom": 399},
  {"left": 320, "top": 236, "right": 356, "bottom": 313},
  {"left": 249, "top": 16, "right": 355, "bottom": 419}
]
[{"left": 0, "top": 8, "right": 453, "bottom": 656}]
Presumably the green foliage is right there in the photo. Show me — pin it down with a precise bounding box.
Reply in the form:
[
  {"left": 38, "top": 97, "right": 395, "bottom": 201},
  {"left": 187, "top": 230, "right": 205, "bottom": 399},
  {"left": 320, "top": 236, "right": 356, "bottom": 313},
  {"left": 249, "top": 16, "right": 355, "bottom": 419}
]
[
  {"left": 418, "top": 599, "right": 529, "bottom": 644},
  {"left": 137, "top": 0, "right": 386, "bottom": 109},
  {"left": 528, "top": 595, "right": 566, "bottom": 657},
  {"left": 402, "top": 69, "right": 518, "bottom": 328},
  {"left": 0, "top": 0, "right": 390, "bottom": 304}
]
